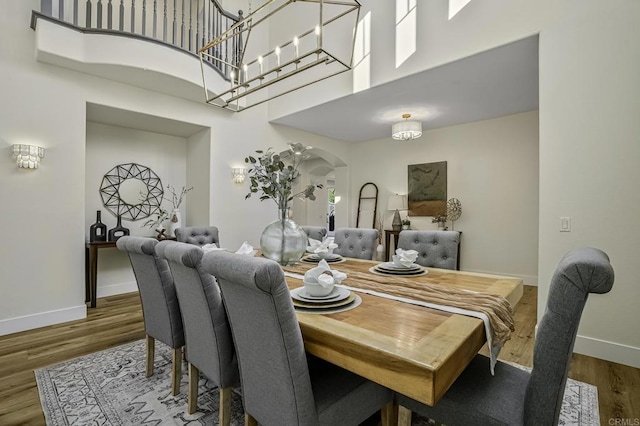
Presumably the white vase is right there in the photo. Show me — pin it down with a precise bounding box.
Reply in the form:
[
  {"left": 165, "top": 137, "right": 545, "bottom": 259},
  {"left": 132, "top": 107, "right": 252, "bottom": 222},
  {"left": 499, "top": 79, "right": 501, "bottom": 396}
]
[
  {"left": 169, "top": 209, "right": 182, "bottom": 237},
  {"left": 376, "top": 243, "right": 385, "bottom": 261}
]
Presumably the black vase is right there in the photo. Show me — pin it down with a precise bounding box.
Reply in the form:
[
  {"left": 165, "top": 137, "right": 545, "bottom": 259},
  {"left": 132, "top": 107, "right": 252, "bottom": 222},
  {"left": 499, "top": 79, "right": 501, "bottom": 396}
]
[
  {"left": 108, "top": 215, "right": 130, "bottom": 241},
  {"left": 89, "top": 210, "right": 107, "bottom": 242}
]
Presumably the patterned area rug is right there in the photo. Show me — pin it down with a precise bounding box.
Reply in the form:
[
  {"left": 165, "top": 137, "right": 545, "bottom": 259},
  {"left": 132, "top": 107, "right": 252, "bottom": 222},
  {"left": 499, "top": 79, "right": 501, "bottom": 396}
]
[{"left": 35, "top": 340, "right": 600, "bottom": 425}]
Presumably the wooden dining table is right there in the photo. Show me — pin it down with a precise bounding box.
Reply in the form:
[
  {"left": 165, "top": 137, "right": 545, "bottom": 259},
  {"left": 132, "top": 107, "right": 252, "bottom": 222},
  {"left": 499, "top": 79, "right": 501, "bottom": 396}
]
[{"left": 283, "top": 258, "right": 523, "bottom": 412}]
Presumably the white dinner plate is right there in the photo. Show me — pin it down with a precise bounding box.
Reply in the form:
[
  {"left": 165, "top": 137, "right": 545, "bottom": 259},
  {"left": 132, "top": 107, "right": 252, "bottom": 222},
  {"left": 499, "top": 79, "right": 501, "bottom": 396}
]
[
  {"left": 290, "top": 286, "right": 350, "bottom": 303},
  {"left": 377, "top": 262, "right": 421, "bottom": 271},
  {"left": 305, "top": 253, "right": 343, "bottom": 261}
]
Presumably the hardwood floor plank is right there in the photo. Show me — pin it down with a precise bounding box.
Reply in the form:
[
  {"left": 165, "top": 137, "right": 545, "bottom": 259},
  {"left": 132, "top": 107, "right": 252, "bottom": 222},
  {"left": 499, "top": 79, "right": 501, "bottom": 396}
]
[{"left": 0, "top": 287, "right": 638, "bottom": 425}]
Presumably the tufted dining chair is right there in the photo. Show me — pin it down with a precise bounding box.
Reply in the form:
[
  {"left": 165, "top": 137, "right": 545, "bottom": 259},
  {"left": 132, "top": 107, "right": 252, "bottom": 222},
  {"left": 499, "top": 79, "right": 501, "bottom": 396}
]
[
  {"left": 333, "top": 227, "right": 379, "bottom": 260},
  {"left": 397, "top": 230, "right": 460, "bottom": 270},
  {"left": 302, "top": 225, "right": 328, "bottom": 242},
  {"left": 116, "top": 236, "right": 185, "bottom": 396},
  {"left": 155, "top": 240, "right": 239, "bottom": 424},
  {"left": 396, "top": 247, "right": 615, "bottom": 426},
  {"left": 202, "top": 250, "right": 394, "bottom": 426},
  {"left": 175, "top": 226, "right": 220, "bottom": 248}
]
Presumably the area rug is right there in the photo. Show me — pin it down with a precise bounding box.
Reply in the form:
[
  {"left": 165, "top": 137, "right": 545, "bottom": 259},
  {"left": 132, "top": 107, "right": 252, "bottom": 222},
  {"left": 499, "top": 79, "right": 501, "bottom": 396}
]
[{"left": 35, "top": 339, "right": 600, "bottom": 425}]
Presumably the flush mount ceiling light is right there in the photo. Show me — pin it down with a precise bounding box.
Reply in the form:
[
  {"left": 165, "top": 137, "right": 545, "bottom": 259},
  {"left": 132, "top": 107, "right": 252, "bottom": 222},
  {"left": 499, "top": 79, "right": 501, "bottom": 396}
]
[
  {"left": 199, "top": 0, "right": 361, "bottom": 112},
  {"left": 392, "top": 114, "right": 422, "bottom": 141}
]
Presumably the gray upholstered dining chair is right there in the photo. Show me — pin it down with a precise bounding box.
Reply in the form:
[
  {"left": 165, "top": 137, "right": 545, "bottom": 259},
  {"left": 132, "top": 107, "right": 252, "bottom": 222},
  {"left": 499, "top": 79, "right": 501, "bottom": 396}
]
[
  {"left": 202, "top": 251, "right": 394, "bottom": 426},
  {"left": 396, "top": 247, "right": 615, "bottom": 426},
  {"left": 175, "top": 226, "right": 220, "bottom": 248},
  {"left": 302, "top": 225, "right": 327, "bottom": 242},
  {"left": 116, "top": 236, "right": 185, "bottom": 396},
  {"left": 397, "top": 230, "right": 460, "bottom": 270},
  {"left": 333, "top": 227, "right": 379, "bottom": 260},
  {"left": 155, "top": 240, "right": 239, "bottom": 424}
]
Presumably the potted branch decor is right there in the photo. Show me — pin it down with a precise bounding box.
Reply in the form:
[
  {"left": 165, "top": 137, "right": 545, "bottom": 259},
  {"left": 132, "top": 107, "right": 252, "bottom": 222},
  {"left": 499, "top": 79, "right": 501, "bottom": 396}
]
[{"left": 245, "top": 143, "right": 322, "bottom": 265}]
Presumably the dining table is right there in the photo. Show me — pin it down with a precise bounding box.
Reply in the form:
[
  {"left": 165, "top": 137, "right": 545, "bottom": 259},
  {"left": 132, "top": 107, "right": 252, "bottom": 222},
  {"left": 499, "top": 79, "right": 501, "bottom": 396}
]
[{"left": 282, "top": 257, "right": 523, "bottom": 418}]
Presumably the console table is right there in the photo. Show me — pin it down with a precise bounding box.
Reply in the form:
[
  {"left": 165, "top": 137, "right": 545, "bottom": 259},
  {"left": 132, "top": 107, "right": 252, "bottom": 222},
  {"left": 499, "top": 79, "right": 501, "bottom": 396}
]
[
  {"left": 85, "top": 237, "right": 175, "bottom": 308},
  {"left": 384, "top": 229, "right": 461, "bottom": 270}
]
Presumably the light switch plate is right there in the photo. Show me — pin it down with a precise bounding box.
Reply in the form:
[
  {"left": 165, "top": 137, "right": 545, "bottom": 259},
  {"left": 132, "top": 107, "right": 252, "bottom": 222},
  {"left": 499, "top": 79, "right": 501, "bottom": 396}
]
[{"left": 560, "top": 217, "right": 571, "bottom": 232}]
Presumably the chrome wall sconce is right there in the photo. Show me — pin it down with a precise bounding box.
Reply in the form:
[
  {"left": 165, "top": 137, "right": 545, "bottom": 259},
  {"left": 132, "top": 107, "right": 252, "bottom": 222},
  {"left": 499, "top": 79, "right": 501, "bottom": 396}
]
[
  {"left": 232, "top": 167, "right": 248, "bottom": 183},
  {"left": 12, "top": 144, "right": 45, "bottom": 169},
  {"left": 199, "top": 0, "right": 361, "bottom": 112}
]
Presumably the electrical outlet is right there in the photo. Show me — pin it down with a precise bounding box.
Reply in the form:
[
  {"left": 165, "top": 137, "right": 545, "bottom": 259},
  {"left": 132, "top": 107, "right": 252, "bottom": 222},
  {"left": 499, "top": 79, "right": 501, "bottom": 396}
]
[{"left": 560, "top": 217, "right": 571, "bottom": 232}]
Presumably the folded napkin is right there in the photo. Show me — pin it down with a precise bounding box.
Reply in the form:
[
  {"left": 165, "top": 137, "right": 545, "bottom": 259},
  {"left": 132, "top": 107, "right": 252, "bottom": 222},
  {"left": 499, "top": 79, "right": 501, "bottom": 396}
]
[
  {"left": 202, "top": 243, "right": 223, "bottom": 252},
  {"left": 235, "top": 241, "right": 256, "bottom": 256},
  {"left": 304, "top": 259, "right": 347, "bottom": 288},
  {"left": 307, "top": 238, "right": 338, "bottom": 256},
  {"left": 393, "top": 248, "right": 419, "bottom": 267}
]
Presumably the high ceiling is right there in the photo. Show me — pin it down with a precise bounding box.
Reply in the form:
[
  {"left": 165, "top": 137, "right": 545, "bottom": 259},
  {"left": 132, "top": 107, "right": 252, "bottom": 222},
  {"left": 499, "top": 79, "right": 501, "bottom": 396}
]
[{"left": 271, "top": 35, "right": 539, "bottom": 142}]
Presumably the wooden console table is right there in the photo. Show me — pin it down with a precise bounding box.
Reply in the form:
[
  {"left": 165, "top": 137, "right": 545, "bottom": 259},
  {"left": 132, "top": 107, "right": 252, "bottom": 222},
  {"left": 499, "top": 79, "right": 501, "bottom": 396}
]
[
  {"left": 85, "top": 237, "right": 175, "bottom": 308},
  {"left": 384, "top": 229, "right": 461, "bottom": 270}
]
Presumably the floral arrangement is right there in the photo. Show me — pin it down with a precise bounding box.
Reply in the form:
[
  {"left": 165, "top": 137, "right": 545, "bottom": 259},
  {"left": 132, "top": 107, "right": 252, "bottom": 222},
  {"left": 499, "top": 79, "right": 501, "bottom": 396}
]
[
  {"left": 432, "top": 214, "right": 448, "bottom": 228},
  {"left": 401, "top": 219, "right": 411, "bottom": 226},
  {"left": 142, "top": 207, "right": 170, "bottom": 238},
  {"left": 245, "top": 143, "right": 323, "bottom": 219},
  {"left": 165, "top": 185, "right": 193, "bottom": 211}
]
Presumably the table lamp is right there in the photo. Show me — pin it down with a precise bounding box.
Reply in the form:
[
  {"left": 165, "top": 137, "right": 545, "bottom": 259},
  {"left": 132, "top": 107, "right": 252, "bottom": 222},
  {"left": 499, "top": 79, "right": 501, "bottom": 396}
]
[{"left": 387, "top": 194, "right": 407, "bottom": 231}]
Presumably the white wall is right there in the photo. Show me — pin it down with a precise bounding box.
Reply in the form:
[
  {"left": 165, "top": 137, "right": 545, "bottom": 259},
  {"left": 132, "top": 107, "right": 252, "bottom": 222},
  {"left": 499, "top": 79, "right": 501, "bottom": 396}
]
[
  {"left": 539, "top": 0, "right": 640, "bottom": 367},
  {"left": 268, "top": 0, "right": 567, "bottom": 120},
  {"left": 85, "top": 122, "right": 188, "bottom": 297},
  {"left": 349, "top": 111, "right": 539, "bottom": 284}
]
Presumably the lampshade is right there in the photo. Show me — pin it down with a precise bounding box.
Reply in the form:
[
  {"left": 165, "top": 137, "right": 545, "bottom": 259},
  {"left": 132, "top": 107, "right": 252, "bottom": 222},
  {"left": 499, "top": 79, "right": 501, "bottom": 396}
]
[
  {"left": 392, "top": 114, "right": 422, "bottom": 141},
  {"left": 387, "top": 194, "right": 407, "bottom": 211}
]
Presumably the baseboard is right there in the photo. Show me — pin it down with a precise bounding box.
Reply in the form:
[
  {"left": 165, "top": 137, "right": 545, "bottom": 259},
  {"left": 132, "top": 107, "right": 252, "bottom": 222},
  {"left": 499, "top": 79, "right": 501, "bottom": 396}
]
[
  {"left": 0, "top": 304, "right": 87, "bottom": 336},
  {"left": 97, "top": 281, "right": 138, "bottom": 298},
  {"left": 574, "top": 335, "right": 640, "bottom": 369},
  {"left": 464, "top": 269, "right": 538, "bottom": 286}
]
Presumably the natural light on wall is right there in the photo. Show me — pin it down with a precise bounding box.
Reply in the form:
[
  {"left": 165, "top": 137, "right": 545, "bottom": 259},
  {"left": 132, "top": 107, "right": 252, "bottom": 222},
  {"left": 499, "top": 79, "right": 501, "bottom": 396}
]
[
  {"left": 353, "top": 11, "right": 371, "bottom": 93},
  {"left": 395, "top": 0, "right": 417, "bottom": 68},
  {"left": 449, "top": 0, "right": 472, "bottom": 19}
]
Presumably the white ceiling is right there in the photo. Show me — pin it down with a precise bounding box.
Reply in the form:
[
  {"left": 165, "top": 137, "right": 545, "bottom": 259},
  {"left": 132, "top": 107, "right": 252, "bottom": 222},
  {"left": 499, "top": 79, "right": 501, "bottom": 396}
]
[{"left": 271, "top": 35, "right": 539, "bottom": 142}]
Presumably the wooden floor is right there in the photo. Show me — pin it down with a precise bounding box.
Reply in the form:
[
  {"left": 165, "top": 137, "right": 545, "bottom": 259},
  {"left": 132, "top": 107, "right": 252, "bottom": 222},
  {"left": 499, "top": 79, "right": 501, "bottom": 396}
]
[{"left": 0, "top": 287, "right": 638, "bottom": 425}]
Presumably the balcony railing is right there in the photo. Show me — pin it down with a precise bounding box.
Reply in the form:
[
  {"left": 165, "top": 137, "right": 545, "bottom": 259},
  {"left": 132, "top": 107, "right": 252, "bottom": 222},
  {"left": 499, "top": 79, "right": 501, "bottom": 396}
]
[{"left": 36, "top": 0, "right": 243, "bottom": 79}]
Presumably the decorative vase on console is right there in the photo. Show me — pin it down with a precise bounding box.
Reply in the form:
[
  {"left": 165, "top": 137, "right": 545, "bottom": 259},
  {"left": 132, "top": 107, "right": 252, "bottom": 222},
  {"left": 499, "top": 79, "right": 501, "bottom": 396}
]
[
  {"left": 108, "top": 215, "right": 130, "bottom": 241},
  {"left": 89, "top": 210, "right": 107, "bottom": 242},
  {"left": 169, "top": 209, "right": 182, "bottom": 238},
  {"left": 260, "top": 208, "right": 308, "bottom": 266},
  {"left": 245, "top": 143, "right": 323, "bottom": 266}
]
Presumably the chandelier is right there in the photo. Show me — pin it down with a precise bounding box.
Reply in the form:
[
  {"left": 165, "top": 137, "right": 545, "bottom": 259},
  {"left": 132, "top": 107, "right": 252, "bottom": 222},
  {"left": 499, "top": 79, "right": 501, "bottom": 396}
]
[
  {"left": 199, "top": 0, "right": 361, "bottom": 112},
  {"left": 392, "top": 114, "right": 422, "bottom": 141}
]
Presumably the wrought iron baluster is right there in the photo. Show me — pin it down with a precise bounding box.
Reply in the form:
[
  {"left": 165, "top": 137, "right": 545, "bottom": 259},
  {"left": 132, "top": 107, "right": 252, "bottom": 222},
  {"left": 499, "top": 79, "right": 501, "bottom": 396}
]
[
  {"left": 195, "top": 0, "right": 199, "bottom": 51},
  {"left": 180, "top": 0, "right": 185, "bottom": 48},
  {"left": 107, "top": 0, "right": 113, "bottom": 29},
  {"left": 163, "top": 0, "right": 167, "bottom": 42},
  {"left": 153, "top": 0, "right": 157, "bottom": 38},
  {"left": 131, "top": 0, "right": 136, "bottom": 32},
  {"left": 119, "top": 0, "right": 124, "bottom": 31},
  {"left": 142, "top": 0, "right": 147, "bottom": 35},
  {"left": 97, "top": 0, "right": 102, "bottom": 28},
  {"left": 73, "top": 0, "right": 78, "bottom": 25},
  {"left": 86, "top": 0, "right": 92, "bottom": 28},
  {"left": 172, "top": 0, "right": 177, "bottom": 44},
  {"left": 188, "top": 0, "right": 192, "bottom": 51}
]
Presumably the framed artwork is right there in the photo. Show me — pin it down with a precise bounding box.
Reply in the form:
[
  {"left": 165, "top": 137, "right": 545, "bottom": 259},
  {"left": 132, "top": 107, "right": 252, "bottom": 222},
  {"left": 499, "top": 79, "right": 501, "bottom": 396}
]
[{"left": 408, "top": 161, "right": 447, "bottom": 216}]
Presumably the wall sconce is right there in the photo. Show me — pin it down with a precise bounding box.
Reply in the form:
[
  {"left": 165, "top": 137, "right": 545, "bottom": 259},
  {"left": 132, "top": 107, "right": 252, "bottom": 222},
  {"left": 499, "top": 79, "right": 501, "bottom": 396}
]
[
  {"left": 232, "top": 167, "right": 247, "bottom": 183},
  {"left": 12, "top": 144, "right": 45, "bottom": 169}
]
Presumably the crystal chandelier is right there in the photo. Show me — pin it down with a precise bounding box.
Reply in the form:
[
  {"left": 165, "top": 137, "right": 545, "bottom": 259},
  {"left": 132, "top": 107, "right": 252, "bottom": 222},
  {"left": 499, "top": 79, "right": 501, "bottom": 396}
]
[{"left": 392, "top": 114, "right": 423, "bottom": 141}]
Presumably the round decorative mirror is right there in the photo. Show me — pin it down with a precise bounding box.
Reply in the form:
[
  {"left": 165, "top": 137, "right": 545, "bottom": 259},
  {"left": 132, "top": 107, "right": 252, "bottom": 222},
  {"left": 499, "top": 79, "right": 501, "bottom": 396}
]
[{"left": 99, "top": 163, "right": 164, "bottom": 221}]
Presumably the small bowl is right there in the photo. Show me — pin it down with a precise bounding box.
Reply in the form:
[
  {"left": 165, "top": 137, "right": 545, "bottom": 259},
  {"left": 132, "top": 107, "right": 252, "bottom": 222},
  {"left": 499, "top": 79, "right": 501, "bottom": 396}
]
[{"left": 303, "top": 278, "right": 335, "bottom": 297}]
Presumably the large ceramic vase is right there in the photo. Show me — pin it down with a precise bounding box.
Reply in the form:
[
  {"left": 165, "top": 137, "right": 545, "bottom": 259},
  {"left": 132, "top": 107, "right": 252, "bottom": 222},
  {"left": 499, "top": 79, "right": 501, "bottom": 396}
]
[{"left": 260, "top": 209, "right": 307, "bottom": 266}]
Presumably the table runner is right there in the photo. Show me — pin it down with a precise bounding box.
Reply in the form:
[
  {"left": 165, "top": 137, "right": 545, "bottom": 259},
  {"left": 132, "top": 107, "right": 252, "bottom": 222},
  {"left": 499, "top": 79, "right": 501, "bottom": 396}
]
[{"left": 283, "top": 262, "right": 515, "bottom": 374}]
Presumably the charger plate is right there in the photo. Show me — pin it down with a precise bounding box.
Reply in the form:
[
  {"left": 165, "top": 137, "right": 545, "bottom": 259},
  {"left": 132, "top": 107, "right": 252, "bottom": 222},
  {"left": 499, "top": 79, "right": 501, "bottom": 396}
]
[
  {"left": 293, "top": 294, "right": 362, "bottom": 314},
  {"left": 290, "top": 287, "right": 350, "bottom": 303},
  {"left": 369, "top": 266, "right": 428, "bottom": 277},
  {"left": 301, "top": 254, "right": 345, "bottom": 264},
  {"left": 292, "top": 292, "right": 356, "bottom": 309}
]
